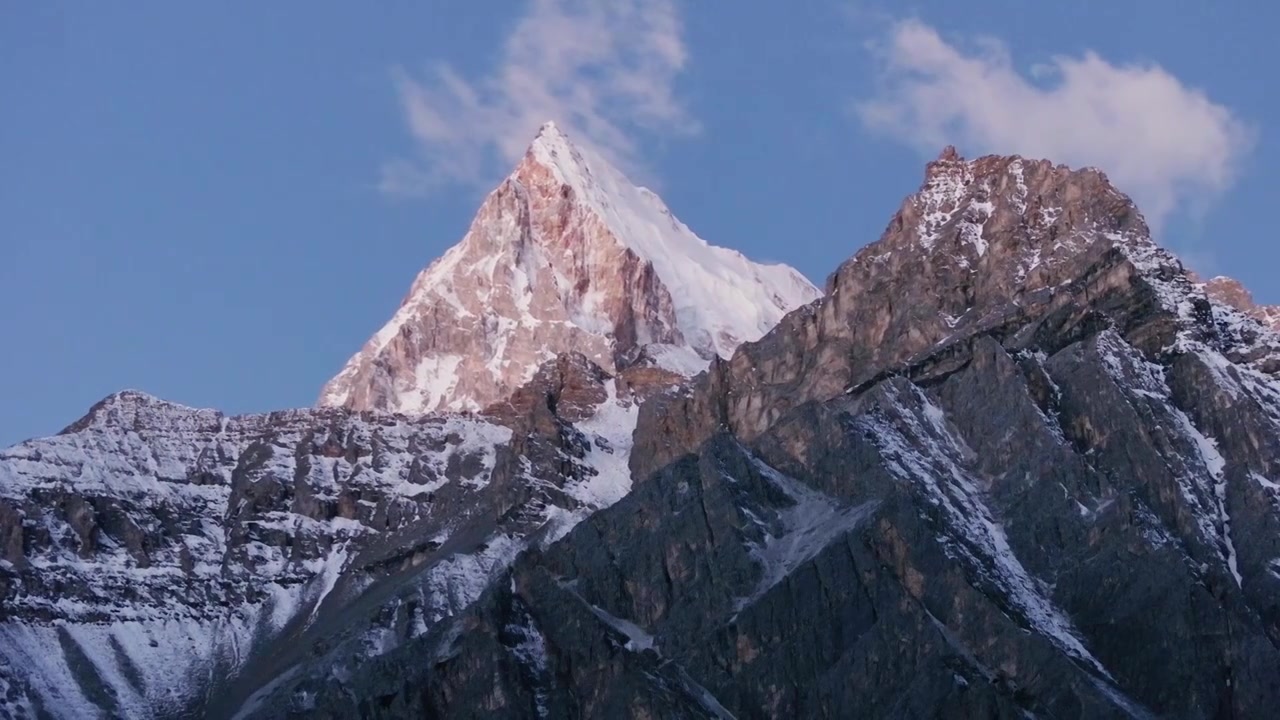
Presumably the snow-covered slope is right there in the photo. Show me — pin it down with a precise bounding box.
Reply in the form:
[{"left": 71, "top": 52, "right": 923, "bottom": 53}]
[
  {"left": 319, "top": 122, "right": 819, "bottom": 414},
  {"left": 1196, "top": 273, "right": 1280, "bottom": 333},
  {"left": 0, "top": 364, "right": 642, "bottom": 718},
  {"left": 0, "top": 391, "right": 501, "bottom": 716},
  {"left": 524, "top": 124, "right": 820, "bottom": 361}
]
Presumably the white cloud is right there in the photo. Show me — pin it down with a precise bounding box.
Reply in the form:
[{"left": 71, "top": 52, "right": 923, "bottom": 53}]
[
  {"left": 381, "top": 0, "right": 696, "bottom": 195},
  {"left": 856, "top": 20, "right": 1255, "bottom": 232}
]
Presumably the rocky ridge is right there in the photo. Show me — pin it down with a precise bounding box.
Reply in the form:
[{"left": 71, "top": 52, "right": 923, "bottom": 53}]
[
  {"left": 631, "top": 148, "right": 1280, "bottom": 479},
  {"left": 318, "top": 122, "right": 819, "bottom": 415},
  {"left": 1197, "top": 274, "right": 1280, "bottom": 332},
  {"left": 298, "top": 149, "right": 1280, "bottom": 719},
  {"left": 0, "top": 355, "right": 639, "bottom": 718},
  {"left": 3, "top": 144, "right": 1280, "bottom": 719}
]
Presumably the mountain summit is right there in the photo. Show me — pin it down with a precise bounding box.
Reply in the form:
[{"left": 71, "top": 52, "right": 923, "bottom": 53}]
[
  {"left": 319, "top": 122, "right": 820, "bottom": 414},
  {"left": 5, "top": 145, "right": 1280, "bottom": 719}
]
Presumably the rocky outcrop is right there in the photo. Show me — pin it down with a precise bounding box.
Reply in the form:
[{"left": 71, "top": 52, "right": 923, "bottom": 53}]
[
  {"left": 323, "top": 332, "right": 1280, "bottom": 718},
  {"left": 0, "top": 355, "right": 642, "bottom": 718},
  {"left": 632, "top": 150, "right": 1280, "bottom": 481},
  {"left": 1197, "top": 273, "right": 1280, "bottom": 332},
  {"left": 0, "top": 390, "right": 502, "bottom": 716},
  {"left": 296, "top": 150, "right": 1280, "bottom": 719},
  {"left": 483, "top": 353, "right": 611, "bottom": 427}
]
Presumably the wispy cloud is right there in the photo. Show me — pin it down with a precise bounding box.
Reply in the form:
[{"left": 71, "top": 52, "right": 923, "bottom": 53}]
[
  {"left": 856, "top": 19, "right": 1255, "bottom": 232},
  {"left": 381, "top": 0, "right": 696, "bottom": 196}
]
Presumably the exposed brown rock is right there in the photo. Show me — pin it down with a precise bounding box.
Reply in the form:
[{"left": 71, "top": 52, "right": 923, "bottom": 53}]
[
  {"left": 615, "top": 364, "right": 685, "bottom": 405},
  {"left": 1193, "top": 273, "right": 1280, "bottom": 331},
  {"left": 632, "top": 151, "right": 1279, "bottom": 481},
  {"left": 483, "top": 353, "right": 612, "bottom": 427}
]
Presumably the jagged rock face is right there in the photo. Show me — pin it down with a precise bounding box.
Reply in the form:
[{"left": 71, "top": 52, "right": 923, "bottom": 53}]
[
  {"left": 633, "top": 149, "right": 1280, "bottom": 481},
  {"left": 484, "top": 353, "right": 611, "bottom": 426},
  {"left": 1198, "top": 274, "right": 1280, "bottom": 332},
  {"left": 0, "top": 123, "right": 818, "bottom": 716},
  {"left": 0, "top": 390, "right": 510, "bottom": 717},
  {"left": 319, "top": 122, "right": 819, "bottom": 415},
  {"left": 0, "top": 356, "right": 641, "bottom": 718},
  {"left": 317, "top": 335, "right": 1280, "bottom": 719},
  {"left": 295, "top": 151, "right": 1280, "bottom": 719},
  {"left": 7, "top": 145, "right": 1280, "bottom": 719}
]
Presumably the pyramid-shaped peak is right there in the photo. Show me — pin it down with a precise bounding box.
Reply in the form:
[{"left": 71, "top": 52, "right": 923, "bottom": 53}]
[
  {"left": 533, "top": 120, "right": 568, "bottom": 142},
  {"left": 528, "top": 121, "right": 575, "bottom": 158},
  {"left": 526, "top": 120, "right": 589, "bottom": 161},
  {"left": 319, "top": 121, "right": 820, "bottom": 415},
  {"left": 59, "top": 389, "right": 218, "bottom": 436},
  {"left": 521, "top": 120, "right": 606, "bottom": 193},
  {"left": 519, "top": 121, "right": 660, "bottom": 204}
]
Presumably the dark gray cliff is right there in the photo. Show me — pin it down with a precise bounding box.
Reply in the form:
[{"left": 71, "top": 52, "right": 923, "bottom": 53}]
[{"left": 299, "top": 151, "right": 1280, "bottom": 719}]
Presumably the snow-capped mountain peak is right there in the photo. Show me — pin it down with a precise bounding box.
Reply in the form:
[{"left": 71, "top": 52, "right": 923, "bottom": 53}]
[
  {"left": 528, "top": 123, "right": 820, "bottom": 358},
  {"left": 319, "top": 122, "right": 820, "bottom": 414},
  {"left": 8, "top": 141, "right": 1280, "bottom": 719}
]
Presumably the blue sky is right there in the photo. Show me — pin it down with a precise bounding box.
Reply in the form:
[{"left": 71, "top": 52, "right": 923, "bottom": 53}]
[{"left": 2, "top": 1, "right": 1277, "bottom": 446}]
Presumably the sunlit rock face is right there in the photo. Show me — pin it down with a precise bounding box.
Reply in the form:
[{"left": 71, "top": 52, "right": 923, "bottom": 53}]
[{"left": 318, "top": 122, "right": 819, "bottom": 416}]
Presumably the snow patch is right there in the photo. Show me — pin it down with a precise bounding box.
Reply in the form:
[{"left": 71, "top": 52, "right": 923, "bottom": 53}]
[
  {"left": 736, "top": 457, "right": 878, "bottom": 609},
  {"left": 563, "top": 381, "right": 639, "bottom": 510},
  {"left": 307, "top": 547, "right": 349, "bottom": 624},
  {"left": 1252, "top": 472, "right": 1280, "bottom": 492},
  {"left": 645, "top": 343, "right": 711, "bottom": 377},
  {"left": 1096, "top": 330, "right": 1244, "bottom": 587},
  {"left": 673, "top": 666, "right": 739, "bottom": 720},
  {"left": 419, "top": 533, "right": 527, "bottom": 629},
  {"left": 504, "top": 602, "right": 551, "bottom": 719},
  {"left": 398, "top": 354, "right": 465, "bottom": 414},
  {"left": 1175, "top": 413, "right": 1241, "bottom": 587},
  {"left": 588, "top": 604, "right": 656, "bottom": 653},
  {"left": 866, "top": 383, "right": 1114, "bottom": 678}
]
